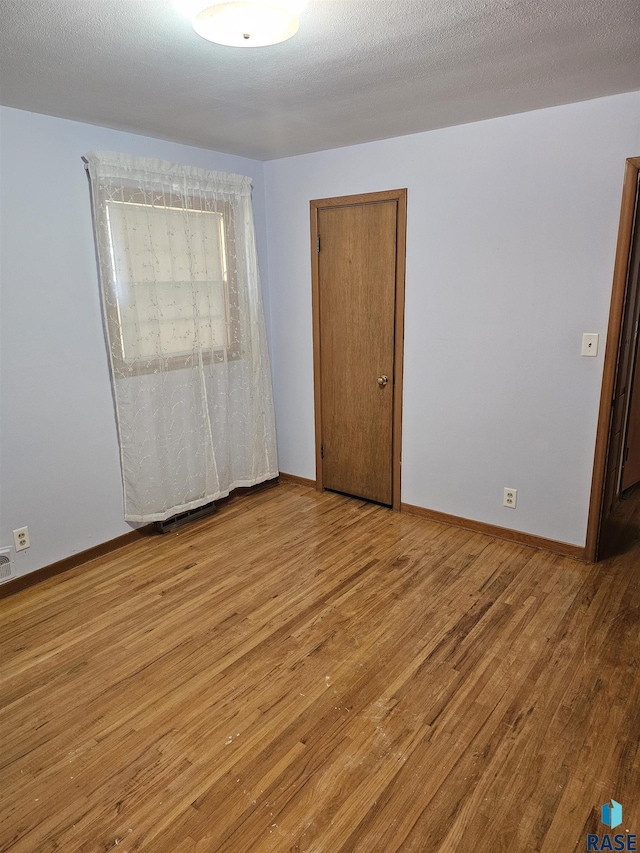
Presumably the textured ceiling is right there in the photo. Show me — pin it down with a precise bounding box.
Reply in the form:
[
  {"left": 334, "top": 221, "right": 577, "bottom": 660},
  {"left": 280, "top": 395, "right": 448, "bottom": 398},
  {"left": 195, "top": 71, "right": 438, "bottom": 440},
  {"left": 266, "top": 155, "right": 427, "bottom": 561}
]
[{"left": 0, "top": 0, "right": 639, "bottom": 160}]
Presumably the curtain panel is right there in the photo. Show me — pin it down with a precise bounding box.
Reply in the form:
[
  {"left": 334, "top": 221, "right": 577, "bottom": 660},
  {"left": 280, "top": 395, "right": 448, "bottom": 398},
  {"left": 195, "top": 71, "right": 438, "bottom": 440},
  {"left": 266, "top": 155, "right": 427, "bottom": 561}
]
[{"left": 85, "top": 151, "right": 278, "bottom": 522}]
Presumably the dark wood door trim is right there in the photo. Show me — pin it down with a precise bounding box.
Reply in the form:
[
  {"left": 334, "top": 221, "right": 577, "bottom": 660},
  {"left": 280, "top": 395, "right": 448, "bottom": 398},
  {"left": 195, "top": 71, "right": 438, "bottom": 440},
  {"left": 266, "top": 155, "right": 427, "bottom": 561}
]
[
  {"left": 310, "top": 189, "right": 407, "bottom": 511},
  {"left": 585, "top": 156, "right": 640, "bottom": 562}
]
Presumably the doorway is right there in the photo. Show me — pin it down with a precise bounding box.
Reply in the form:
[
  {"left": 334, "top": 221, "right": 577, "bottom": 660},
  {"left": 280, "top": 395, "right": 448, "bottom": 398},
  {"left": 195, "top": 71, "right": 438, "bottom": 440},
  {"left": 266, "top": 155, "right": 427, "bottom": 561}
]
[
  {"left": 586, "top": 157, "right": 640, "bottom": 560},
  {"left": 620, "top": 294, "right": 640, "bottom": 495},
  {"left": 310, "top": 189, "right": 407, "bottom": 509}
]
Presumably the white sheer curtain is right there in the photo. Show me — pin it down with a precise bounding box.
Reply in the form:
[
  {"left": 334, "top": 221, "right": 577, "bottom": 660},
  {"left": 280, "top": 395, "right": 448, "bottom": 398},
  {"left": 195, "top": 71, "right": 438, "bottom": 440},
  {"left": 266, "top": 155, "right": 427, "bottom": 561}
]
[{"left": 85, "top": 151, "right": 278, "bottom": 522}]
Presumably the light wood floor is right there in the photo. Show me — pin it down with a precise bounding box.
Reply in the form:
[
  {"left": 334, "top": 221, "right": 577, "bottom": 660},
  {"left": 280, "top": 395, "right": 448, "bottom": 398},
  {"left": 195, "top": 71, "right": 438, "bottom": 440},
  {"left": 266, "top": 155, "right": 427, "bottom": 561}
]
[{"left": 1, "top": 483, "right": 639, "bottom": 852}]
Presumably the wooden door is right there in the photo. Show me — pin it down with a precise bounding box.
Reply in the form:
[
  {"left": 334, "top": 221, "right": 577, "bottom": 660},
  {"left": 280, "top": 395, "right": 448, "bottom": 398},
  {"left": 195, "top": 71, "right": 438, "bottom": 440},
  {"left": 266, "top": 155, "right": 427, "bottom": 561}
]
[
  {"left": 587, "top": 158, "right": 640, "bottom": 560},
  {"left": 605, "top": 178, "right": 640, "bottom": 505},
  {"left": 311, "top": 190, "right": 406, "bottom": 507}
]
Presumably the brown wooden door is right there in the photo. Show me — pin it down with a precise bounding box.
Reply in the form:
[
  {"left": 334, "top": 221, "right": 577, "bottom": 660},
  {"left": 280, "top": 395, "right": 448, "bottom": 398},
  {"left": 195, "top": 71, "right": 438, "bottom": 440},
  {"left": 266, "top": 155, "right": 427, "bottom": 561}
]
[
  {"left": 313, "top": 194, "right": 405, "bottom": 505},
  {"left": 605, "top": 180, "right": 640, "bottom": 507},
  {"left": 591, "top": 162, "right": 640, "bottom": 560},
  {"left": 588, "top": 158, "right": 640, "bottom": 561}
]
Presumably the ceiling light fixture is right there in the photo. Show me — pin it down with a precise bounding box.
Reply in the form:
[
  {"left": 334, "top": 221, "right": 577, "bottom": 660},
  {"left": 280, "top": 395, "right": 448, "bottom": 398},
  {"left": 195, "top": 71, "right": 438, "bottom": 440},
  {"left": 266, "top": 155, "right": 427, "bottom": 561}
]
[{"left": 172, "top": 0, "right": 304, "bottom": 48}]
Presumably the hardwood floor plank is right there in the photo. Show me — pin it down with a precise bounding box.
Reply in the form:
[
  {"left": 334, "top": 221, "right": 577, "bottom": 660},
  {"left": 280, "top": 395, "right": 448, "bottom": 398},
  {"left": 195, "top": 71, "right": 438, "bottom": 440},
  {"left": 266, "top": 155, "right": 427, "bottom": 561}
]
[{"left": 1, "top": 484, "right": 638, "bottom": 852}]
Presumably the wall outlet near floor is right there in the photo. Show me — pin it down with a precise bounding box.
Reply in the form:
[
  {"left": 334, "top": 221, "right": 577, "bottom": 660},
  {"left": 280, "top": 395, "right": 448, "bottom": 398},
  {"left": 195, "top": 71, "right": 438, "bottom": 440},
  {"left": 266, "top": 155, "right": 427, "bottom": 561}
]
[
  {"left": 13, "top": 527, "right": 30, "bottom": 552},
  {"left": 503, "top": 488, "right": 517, "bottom": 509}
]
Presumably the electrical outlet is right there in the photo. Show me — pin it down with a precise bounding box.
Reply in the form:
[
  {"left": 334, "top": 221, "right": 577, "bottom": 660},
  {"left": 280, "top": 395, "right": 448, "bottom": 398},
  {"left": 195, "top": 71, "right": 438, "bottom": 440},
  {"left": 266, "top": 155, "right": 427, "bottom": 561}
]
[
  {"left": 13, "top": 527, "right": 30, "bottom": 552},
  {"left": 503, "top": 488, "right": 517, "bottom": 509}
]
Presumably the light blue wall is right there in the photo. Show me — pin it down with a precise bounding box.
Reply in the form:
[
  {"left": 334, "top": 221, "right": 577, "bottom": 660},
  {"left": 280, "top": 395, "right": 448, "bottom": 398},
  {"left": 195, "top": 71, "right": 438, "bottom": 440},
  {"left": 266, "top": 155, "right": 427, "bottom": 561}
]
[
  {"left": 264, "top": 92, "right": 640, "bottom": 546},
  {"left": 0, "top": 106, "right": 269, "bottom": 576},
  {"left": 3, "top": 91, "right": 640, "bottom": 579}
]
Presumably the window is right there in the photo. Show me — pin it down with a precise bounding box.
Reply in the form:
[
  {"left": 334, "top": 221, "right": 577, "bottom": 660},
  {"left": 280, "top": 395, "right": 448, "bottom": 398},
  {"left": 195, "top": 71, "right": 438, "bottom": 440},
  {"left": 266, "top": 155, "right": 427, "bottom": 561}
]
[
  {"left": 85, "top": 150, "right": 277, "bottom": 523},
  {"left": 103, "top": 188, "right": 241, "bottom": 374}
]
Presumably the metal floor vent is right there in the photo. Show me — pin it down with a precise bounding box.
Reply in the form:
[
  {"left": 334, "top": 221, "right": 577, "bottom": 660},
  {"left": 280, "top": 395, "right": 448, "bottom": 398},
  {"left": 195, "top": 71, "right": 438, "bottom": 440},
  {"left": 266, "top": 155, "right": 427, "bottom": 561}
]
[
  {"left": 0, "top": 548, "right": 15, "bottom": 583},
  {"left": 154, "top": 501, "right": 217, "bottom": 534}
]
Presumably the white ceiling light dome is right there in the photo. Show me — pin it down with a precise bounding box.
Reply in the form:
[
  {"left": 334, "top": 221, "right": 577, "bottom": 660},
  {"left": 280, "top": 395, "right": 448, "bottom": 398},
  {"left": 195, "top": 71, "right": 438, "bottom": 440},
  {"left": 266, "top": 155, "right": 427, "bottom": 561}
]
[{"left": 171, "top": 0, "right": 305, "bottom": 47}]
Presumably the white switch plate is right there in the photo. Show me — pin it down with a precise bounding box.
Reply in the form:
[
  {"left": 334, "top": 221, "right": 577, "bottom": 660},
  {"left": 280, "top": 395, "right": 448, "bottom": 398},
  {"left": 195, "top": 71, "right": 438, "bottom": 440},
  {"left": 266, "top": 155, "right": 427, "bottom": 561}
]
[{"left": 582, "top": 333, "right": 599, "bottom": 357}]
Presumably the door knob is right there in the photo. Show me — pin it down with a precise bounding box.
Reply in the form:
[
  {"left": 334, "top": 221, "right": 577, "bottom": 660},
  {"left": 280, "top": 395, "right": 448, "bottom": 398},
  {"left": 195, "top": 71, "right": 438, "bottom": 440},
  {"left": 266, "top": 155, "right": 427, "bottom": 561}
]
[{"left": 377, "top": 375, "right": 389, "bottom": 387}]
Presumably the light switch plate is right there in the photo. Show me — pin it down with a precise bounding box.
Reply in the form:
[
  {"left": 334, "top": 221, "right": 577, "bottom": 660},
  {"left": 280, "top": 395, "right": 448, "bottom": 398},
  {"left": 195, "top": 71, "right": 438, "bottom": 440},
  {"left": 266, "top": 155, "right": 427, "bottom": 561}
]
[{"left": 582, "top": 333, "right": 599, "bottom": 357}]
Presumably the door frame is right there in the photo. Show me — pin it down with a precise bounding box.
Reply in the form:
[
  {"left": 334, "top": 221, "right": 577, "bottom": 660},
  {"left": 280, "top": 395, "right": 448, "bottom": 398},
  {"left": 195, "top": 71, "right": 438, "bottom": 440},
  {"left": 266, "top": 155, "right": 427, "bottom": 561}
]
[
  {"left": 585, "top": 156, "right": 640, "bottom": 561},
  {"left": 310, "top": 189, "right": 407, "bottom": 511}
]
